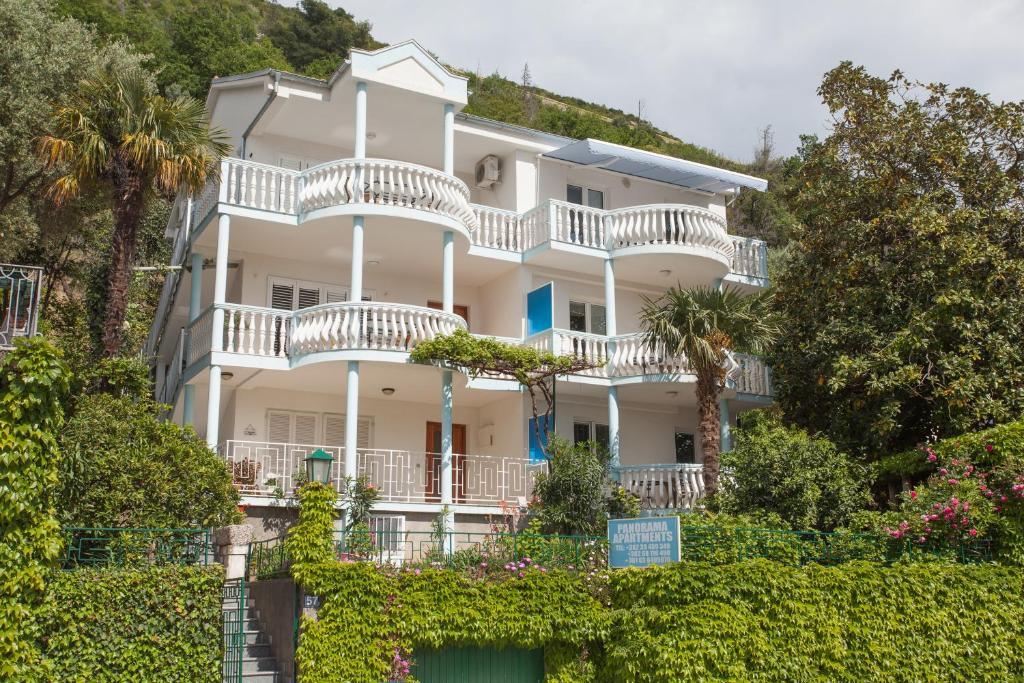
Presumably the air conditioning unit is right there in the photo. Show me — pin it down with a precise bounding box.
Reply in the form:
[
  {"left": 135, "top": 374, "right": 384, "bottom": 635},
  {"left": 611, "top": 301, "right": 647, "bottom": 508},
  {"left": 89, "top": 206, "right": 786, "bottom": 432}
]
[{"left": 474, "top": 155, "right": 502, "bottom": 188}]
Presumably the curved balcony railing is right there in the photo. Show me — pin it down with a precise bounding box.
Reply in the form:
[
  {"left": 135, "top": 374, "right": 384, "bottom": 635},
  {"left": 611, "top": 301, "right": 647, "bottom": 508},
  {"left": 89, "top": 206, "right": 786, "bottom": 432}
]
[
  {"left": 201, "top": 157, "right": 477, "bottom": 234},
  {"left": 732, "top": 353, "right": 772, "bottom": 396},
  {"left": 529, "top": 329, "right": 692, "bottom": 379},
  {"left": 730, "top": 236, "right": 769, "bottom": 280},
  {"left": 618, "top": 464, "right": 705, "bottom": 511},
  {"left": 470, "top": 200, "right": 737, "bottom": 267},
  {"left": 290, "top": 301, "right": 467, "bottom": 357}
]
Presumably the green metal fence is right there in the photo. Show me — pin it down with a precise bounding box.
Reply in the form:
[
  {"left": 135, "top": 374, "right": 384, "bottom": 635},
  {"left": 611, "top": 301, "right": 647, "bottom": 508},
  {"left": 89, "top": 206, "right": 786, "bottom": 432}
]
[
  {"left": 221, "top": 577, "right": 246, "bottom": 683},
  {"left": 61, "top": 527, "right": 213, "bottom": 569},
  {"left": 247, "top": 535, "right": 292, "bottom": 579}
]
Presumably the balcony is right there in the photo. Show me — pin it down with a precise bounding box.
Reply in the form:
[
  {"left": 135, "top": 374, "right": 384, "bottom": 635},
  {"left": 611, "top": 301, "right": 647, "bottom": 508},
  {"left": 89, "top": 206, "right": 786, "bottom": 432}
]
[
  {"left": 471, "top": 201, "right": 767, "bottom": 284},
  {"left": 185, "top": 301, "right": 466, "bottom": 369},
  {"left": 0, "top": 264, "right": 42, "bottom": 350},
  {"left": 223, "top": 440, "right": 544, "bottom": 508},
  {"left": 618, "top": 464, "right": 706, "bottom": 512},
  {"left": 194, "top": 157, "right": 478, "bottom": 238}
]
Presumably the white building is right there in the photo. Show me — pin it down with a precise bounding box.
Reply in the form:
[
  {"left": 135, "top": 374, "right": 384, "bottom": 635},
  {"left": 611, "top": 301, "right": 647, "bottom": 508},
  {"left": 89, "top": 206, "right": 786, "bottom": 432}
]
[{"left": 146, "top": 41, "right": 771, "bottom": 537}]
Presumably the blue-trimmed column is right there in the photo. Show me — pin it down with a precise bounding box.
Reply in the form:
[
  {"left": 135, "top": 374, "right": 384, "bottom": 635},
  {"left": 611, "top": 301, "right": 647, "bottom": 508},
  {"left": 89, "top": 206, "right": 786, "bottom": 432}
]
[
  {"left": 719, "top": 397, "right": 732, "bottom": 453},
  {"left": 604, "top": 256, "right": 620, "bottom": 474},
  {"left": 182, "top": 251, "right": 204, "bottom": 426},
  {"left": 442, "top": 103, "right": 454, "bottom": 175},
  {"left": 344, "top": 361, "right": 360, "bottom": 480},
  {"left": 206, "top": 213, "right": 230, "bottom": 450},
  {"left": 442, "top": 231, "right": 454, "bottom": 313},
  {"left": 354, "top": 81, "right": 367, "bottom": 159},
  {"left": 441, "top": 369, "right": 454, "bottom": 540},
  {"left": 608, "top": 385, "right": 620, "bottom": 474}
]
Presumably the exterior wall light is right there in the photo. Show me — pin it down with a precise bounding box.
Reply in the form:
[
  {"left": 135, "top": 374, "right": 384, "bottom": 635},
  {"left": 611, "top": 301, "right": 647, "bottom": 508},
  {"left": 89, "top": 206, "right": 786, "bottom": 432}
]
[
  {"left": 381, "top": 387, "right": 396, "bottom": 396},
  {"left": 304, "top": 449, "right": 334, "bottom": 485},
  {"left": 222, "top": 371, "right": 234, "bottom": 380}
]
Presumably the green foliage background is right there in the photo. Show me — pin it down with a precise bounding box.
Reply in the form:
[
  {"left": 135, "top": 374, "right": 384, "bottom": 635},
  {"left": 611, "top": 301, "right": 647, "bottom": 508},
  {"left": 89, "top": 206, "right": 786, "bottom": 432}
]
[{"left": 34, "top": 565, "right": 224, "bottom": 683}]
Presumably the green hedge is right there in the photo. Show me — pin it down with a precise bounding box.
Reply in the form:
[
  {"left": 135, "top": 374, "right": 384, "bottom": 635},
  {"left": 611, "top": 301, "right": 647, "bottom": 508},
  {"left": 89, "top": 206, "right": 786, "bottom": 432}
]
[
  {"left": 35, "top": 565, "right": 224, "bottom": 682},
  {"left": 876, "top": 416, "right": 1024, "bottom": 479},
  {"left": 295, "top": 560, "right": 1024, "bottom": 682}
]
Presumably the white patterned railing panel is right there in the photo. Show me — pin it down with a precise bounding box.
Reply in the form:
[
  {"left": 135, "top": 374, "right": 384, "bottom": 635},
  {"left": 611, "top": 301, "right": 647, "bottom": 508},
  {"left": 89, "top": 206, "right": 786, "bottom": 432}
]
[
  {"left": 730, "top": 236, "right": 769, "bottom": 280},
  {"left": 471, "top": 205, "right": 522, "bottom": 251},
  {"left": 193, "top": 177, "right": 219, "bottom": 227},
  {"left": 618, "top": 464, "right": 705, "bottom": 511},
  {"left": 733, "top": 352, "right": 772, "bottom": 396},
  {"left": 608, "top": 204, "right": 732, "bottom": 258},
  {"left": 223, "top": 441, "right": 344, "bottom": 497},
  {"left": 290, "top": 302, "right": 467, "bottom": 357},
  {"left": 222, "top": 159, "right": 300, "bottom": 213},
  {"left": 299, "top": 158, "right": 477, "bottom": 231},
  {"left": 548, "top": 199, "right": 607, "bottom": 248},
  {"left": 221, "top": 304, "right": 291, "bottom": 357},
  {"left": 186, "top": 306, "right": 213, "bottom": 366}
]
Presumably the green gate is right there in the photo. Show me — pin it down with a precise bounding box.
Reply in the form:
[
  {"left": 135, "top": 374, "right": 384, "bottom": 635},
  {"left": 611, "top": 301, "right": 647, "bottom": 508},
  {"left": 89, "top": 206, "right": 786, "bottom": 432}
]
[{"left": 413, "top": 647, "right": 544, "bottom": 683}]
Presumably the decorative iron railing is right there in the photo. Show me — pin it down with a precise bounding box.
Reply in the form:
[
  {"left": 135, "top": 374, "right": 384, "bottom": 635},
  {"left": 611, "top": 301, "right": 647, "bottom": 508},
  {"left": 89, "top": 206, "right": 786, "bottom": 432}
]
[
  {"left": 0, "top": 263, "right": 42, "bottom": 349},
  {"left": 61, "top": 527, "right": 212, "bottom": 569}
]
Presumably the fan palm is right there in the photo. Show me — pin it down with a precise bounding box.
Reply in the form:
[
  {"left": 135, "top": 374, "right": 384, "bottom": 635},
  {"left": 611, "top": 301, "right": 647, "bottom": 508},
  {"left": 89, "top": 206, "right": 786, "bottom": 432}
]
[
  {"left": 39, "top": 68, "right": 231, "bottom": 356},
  {"left": 639, "top": 285, "right": 779, "bottom": 496}
]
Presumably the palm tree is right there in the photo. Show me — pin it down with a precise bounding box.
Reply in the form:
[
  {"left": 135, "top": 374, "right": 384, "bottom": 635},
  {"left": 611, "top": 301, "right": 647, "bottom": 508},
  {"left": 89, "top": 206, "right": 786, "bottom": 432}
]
[
  {"left": 39, "top": 68, "right": 231, "bottom": 357},
  {"left": 639, "top": 285, "right": 779, "bottom": 497}
]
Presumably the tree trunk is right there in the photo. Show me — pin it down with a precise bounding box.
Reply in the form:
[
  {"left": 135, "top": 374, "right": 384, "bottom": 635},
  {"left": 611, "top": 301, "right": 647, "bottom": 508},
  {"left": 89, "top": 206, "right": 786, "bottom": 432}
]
[
  {"left": 101, "top": 166, "right": 146, "bottom": 357},
  {"left": 696, "top": 367, "right": 722, "bottom": 497}
]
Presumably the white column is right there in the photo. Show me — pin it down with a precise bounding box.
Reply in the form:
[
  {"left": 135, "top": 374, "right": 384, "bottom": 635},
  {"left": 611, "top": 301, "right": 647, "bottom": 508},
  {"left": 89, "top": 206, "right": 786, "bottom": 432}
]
[
  {"left": 354, "top": 81, "right": 367, "bottom": 159},
  {"left": 440, "top": 369, "right": 454, "bottom": 535},
  {"left": 206, "top": 214, "right": 230, "bottom": 450},
  {"left": 719, "top": 397, "right": 732, "bottom": 453},
  {"left": 345, "top": 361, "right": 360, "bottom": 481},
  {"left": 603, "top": 257, "right": 617, "bottom": 337},
  {"left": 442, "top": 231, "right": 454, "bottom": 313},
  {"left": 350, "top": 216, "right": 364, "bottom": 302},
  {"left": 442, "top": 103, "right": 454, "bottom": 175},
  {"left": 182, "top": 251, "right": 204, "bottom": 425},
  {"left": 608, "top": 385, "right": 620, "bottom": 473}
]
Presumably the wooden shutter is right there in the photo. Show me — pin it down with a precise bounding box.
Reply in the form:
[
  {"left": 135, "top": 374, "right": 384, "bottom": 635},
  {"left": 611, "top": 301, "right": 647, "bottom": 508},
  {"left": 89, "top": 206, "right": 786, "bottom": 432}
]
[
  {"left": 270, "top": 282, "right": 295, "bottom": 310},
  {"left": 267, "top": 411, "right": 292, "bottom": 444},
  {"left": 297, "top": 286, "right": 320, "bottom": 309},
  {"left": 323, "top": 414, "right": 345, "bottom": 446},
  {"left": 293, "top": 413, "right": 318, "bottom": 445},
  {"left": 325, "top": 289, "right": 348, "bottom": 304}
]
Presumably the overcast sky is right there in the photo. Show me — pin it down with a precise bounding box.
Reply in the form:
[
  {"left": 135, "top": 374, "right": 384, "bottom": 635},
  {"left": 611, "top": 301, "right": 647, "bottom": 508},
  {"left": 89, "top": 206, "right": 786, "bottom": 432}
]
[{"left": 325, "top": 0, "right": 1024, "bottom": 162}]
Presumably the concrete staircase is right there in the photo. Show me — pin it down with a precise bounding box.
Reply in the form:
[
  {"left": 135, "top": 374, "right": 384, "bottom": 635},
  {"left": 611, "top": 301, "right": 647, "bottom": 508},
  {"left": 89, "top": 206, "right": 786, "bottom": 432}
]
[{"left": 223, "top": 589, "right": 284, "bottom": 683}]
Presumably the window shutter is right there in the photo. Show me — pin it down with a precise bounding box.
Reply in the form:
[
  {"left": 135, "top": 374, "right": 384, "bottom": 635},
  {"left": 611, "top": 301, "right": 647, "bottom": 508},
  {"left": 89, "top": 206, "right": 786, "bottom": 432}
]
[
  {"left": 297, "top": 287, "right": 320, "bottom": 309},
  {"left": 325, "top": 289, "right": 347, "bottom": 304},
  {"left": 293, "top": 413, "right": 318, "bottom": 445},
  {"left": 267, "top": 411, "right": 291, "bottom": 444},
  {"left": 323, "top": 414, "right": 345, "bottom": 446},
  {"left": 357, "top": 417, "right": 372, "bottom": 449},
  {"left": 271, "top": 282, "right": 295, "bottom": 310}
]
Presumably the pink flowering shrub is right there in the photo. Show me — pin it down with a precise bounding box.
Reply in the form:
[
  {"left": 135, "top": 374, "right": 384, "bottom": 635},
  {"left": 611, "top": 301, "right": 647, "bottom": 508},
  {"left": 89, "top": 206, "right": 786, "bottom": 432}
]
[{"left": 885, "top": 443, "right": 1024, "bottom": 563}]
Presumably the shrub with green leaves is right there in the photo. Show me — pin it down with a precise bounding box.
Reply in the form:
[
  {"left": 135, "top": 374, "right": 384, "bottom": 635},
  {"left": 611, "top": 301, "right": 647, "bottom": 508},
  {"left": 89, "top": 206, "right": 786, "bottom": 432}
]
[
  {"left": 716, "top": 410, "right": 871, "bottom": 530},
  {"left": 57, "top": 393, "right": 240, "bottom": 528},
  {"left": 36, "top": 565, "right": 224, "bottom": 682},
  {"left": 0, "top": 338, "right": 70, "bottom": 679}
]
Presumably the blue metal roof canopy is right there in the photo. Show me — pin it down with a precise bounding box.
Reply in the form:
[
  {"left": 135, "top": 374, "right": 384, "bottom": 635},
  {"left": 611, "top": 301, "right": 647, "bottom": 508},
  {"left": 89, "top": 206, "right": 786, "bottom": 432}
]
[{"left": 542, "top": 138, "right": 768, "bottom": 194}]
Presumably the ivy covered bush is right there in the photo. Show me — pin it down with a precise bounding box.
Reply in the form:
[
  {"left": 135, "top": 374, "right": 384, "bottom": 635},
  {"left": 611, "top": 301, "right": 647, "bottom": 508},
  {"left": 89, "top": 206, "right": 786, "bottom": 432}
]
[
  {"left": 35, "top": 565, "right": 224, "bottom": 682},
  {"left": 0, "top": 339, "right": 70, "bottom": 679}
]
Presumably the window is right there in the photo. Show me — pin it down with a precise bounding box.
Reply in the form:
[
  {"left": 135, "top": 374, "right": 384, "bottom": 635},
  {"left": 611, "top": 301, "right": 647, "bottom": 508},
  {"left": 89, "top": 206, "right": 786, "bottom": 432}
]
[
  {"left": 568, "top": 301, "right": 607, "bottom": 335},
  {"left": 574, "top": 421, "right": 610, "bottom": 450},
  {"left": 566, "top": 184, "right": 604, "bottom": 209},
  {"left": 268, "top": 277, "right": 372, "bottom": 310},
  {"left": 675, "top": 432, "right": 696, "bottom": 464},
  {"left": 566, "top": 184, "right": 605, "bottom": 245},
  {"left": 368, "top": 515, "right": 405, "bottom": 562},
  {"left": 322, "top": 413, "right": 373, "bottom": 450}
]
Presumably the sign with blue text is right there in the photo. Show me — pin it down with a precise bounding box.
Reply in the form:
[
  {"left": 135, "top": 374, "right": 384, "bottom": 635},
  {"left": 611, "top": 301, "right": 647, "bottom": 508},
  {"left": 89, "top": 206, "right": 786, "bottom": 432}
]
[{"left": 608, "top": 516, "right": 681, "bottom": 568}]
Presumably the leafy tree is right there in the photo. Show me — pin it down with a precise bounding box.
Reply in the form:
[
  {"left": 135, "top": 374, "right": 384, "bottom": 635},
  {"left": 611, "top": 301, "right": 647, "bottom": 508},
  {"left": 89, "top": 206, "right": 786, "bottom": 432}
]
[
  {"left": 0, "top": 338, "right": 71, "bottom": 679},
  {"left": 639, "top": 286, "right": 779, "bottom": 496},
  {"left": 39, "top": 64, "right": 231, "bottom": 356},
  {"left": 263, "top": 0, "right": 379, "bottom": 73},
  {"left": 715, "top": 410, "right": 871, "bottom": 530},
  {"left": 0, "top": 0, "right": 96, "bottom": 258},
  {"left": 771, "top": 63, "right": 1024, "bottom": 457},
  {"left": 531, "top": 437, "right": 638, "bottom": 535},
  {"left": 57, "top": 391, "right": 240, "bottom": 529},
  {"left": 409, "top": 329, "right": 601, "bottom": 463}
]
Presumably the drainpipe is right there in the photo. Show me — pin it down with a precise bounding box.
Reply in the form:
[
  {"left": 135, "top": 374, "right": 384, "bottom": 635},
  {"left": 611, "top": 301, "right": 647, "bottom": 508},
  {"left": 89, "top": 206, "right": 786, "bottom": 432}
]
[{"left": 240, "top": 71, "right": 281, "bottom": 159}]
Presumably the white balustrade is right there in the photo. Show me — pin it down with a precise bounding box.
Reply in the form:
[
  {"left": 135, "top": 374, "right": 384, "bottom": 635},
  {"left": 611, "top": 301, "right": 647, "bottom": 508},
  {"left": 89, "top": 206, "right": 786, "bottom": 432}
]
[
  {"left": 545, "top": 329, "right": 690, "bottom": 378},
  {"left": 299, "top": 158, "right": 476, "bottom": 230},
  {"left": 549, "top": 200, "right": 607, "bottom": 248},
  {"left": 221, "top": 304, "right": 291, "bottom": 357},
  {"left": 618, "top": 464, "right": 706, "bottom": 511},
  {"left": 733, "top": 353, "right": 772, "bottom": 396},
  {"left": 222, "top": 159, "right": 300, "bottom": 213},
  {"left": 192, "top": 177, "right": 219, "bottom": 227},
  {"left": 608, "top": 204, "right": 732, "bottom": 258},
  {"left": 290, "top": 302, "right": 467, "bottom": 356},
  {"left": 470, "top": 205, "right": 521, "bottom": 251},
  {"left": 730, "top": 236, "right": 769, "bottom": 279},
  {"left": 185, "top": 306, "right": 213, "bottom": 366}
]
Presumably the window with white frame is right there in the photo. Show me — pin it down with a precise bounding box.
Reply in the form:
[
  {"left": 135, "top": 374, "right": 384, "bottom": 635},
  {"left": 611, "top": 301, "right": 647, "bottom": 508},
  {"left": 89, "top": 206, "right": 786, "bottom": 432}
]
[
  {"left": 267, "top": 276, "right": 373, "bottom": 311},
  {"left": 566, "top": 184, "right": 604, "bottom": 209},
  {"left": 569, "top": 300, "right": 607, "bottom": 335},
  {"left": 368, "top": 515, "right": 405, "bottom": 557},
  {"left": 573, "top": 420, "right": 610, "bottom": 450}
]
